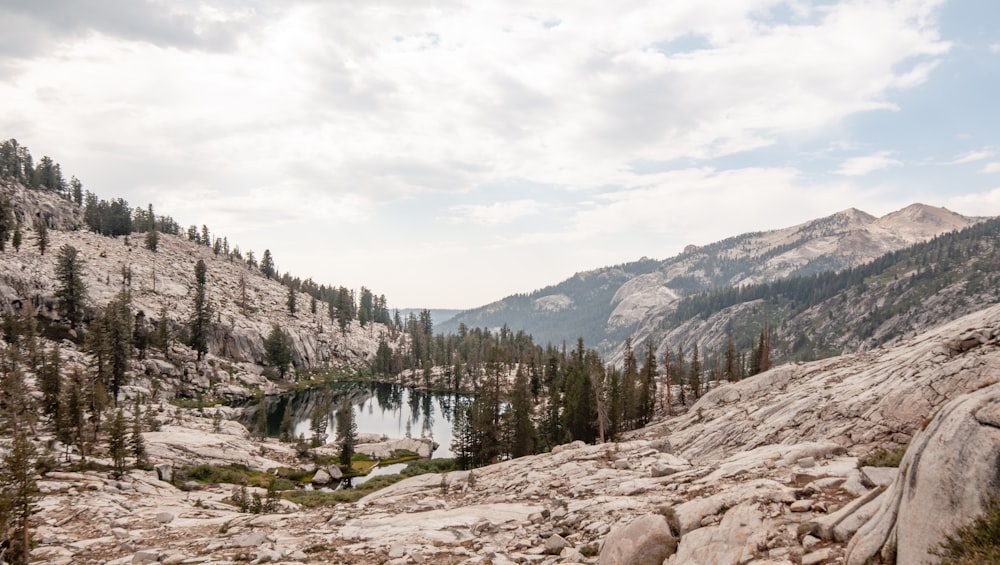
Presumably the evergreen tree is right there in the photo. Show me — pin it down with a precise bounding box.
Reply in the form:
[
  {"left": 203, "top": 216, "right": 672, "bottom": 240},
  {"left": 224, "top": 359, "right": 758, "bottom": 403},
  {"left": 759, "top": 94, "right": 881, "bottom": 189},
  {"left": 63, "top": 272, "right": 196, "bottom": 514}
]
[
  {"left": 335, "top": 398, "right": 357, "bottom": 470},
  {"left": 71, "top": 176, "right": 83, "bottom": 205},
  {"left": 0, "top": 344, "right": 35, "bottom": 434},
  {"left": 189, "top": 259, "right": 210, "bottom": 360},
  {"left": 264, "top": 325, "right": 292, "bottom": 379},
  {"left": 34, "top": 217, "right": 48, "bottom": 255},
  {"left": 145, "top": 227, "right": 159, "bottom": 252},
  {"left": 38, "top": 345, "right": 62, "bottom": 421},
  {"left": 637, "top": 340, "right": 657, "bottom": 426},
  {"left": 507, "top": 364, "right": 536, "bottom": 458},
  {"left": 108, "top": 408, "right": 128, "bottom": 478},
  {"left": 279, "top": 406, "right": 294, "bottom": 442},
  {"left": 260, "top": 249, "right": 275, "bottom": 279},
  {"left": 11, "top": 223, "right": 21, "bottom": 252},
  {"left": 562, "top": 339, "right": 598, "bottom": 444},
  {"left": 55, "top": 245, "right": 87, "bottom": 328},
  {"left": 724, "top": 335, "right": 737, "bottom": 382},
  {"left": 60, "top": 369, "right": 87, "bottom": 460},
  {"left": 287, "top": 285, "right": 296, "bottom": 315},
  {"left": 130, "top": 397, "right": 147, "bottom": 468},
  {"left": 689, "top": 344, "right": 702, "bottom": 401},
  {"left": 103, "top": 291, "right": 134, "bottom": 405},
  {"left": 0, "top": 431, "right": 39, "bottom": 565},
  {"left": 0, "top": 194, "right": 14, "bottom": 251}
]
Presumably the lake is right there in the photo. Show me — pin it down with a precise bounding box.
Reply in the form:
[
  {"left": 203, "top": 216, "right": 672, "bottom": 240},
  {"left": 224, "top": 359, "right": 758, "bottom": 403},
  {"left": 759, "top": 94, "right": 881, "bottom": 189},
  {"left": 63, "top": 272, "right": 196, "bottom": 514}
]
[{"left": 256, "top": 381, "right": 465, "bottom": 459}]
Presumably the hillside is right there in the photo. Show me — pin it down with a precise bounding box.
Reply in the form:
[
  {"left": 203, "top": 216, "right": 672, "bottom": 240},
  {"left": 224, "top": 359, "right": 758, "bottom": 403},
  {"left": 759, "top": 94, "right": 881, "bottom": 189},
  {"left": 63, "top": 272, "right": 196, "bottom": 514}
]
[
  {"left": 438, "top": 204, "right": 985, "bottom": 362},
  {"left": 0, "top": 179, "right": 396, "bottom": 399}
]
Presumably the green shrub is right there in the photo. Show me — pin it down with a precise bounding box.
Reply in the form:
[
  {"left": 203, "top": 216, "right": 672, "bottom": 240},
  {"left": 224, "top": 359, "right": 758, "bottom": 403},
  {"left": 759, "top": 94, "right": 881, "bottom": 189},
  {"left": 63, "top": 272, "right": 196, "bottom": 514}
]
[
  {"left": 857, "top": 446, "right": 907, "bottom": 468},
  {"left": 935, "top": 501, "right": 1000, "bottom": 564},
  {"left": 402, "top": 458, "right": 456, "bottom": 477}
]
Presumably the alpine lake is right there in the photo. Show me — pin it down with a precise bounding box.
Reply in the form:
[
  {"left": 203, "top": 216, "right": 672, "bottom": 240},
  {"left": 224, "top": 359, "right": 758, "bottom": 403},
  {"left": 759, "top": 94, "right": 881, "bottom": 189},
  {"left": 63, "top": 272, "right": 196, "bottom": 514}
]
[{"left": 247, "top": 381, "right": 465, "bottom": 487}]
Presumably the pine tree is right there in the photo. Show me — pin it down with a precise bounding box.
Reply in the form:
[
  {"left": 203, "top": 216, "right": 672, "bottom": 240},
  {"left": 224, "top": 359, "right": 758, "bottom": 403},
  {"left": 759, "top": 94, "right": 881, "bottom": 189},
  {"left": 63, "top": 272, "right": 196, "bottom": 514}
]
[
  {"left": 38, "top": 345, "right": 62, "bottom": 421},
  {"left": 34, "top": 217, "right": 48, "bottom": 255},
  {"left": 11, "top": 223, "right": 21, "bottom": 252},
  {"left": 689, "top": 344, "right": 702, "bottom": 401},
  {"left": 145, "top": 227, "right": 159, "bottom": 252},
  {"left": 0, "top": 194, "right": 14, "bottom": 252},
  {"left": 104, "top": 291, "right": 133, "bottom": 406},
  {"left": 260, "top": 249, "right": 275, "bottom": 279},
  {"left": 335, "top": 398, "right": 357, "bottom": 470},
  {"left": 287, "top": 285, "right": 296, "bottom": 315},
  {"left": 108, "top": 408, "right": 128, "bottom": 478},
  {"left": 55, "top": 244, "right": 87, "bottom": 328},
  {"left": 264, "top": 325, "right": 292, "bottom": 379},
  {"left": 130, "top": 397, "right": 147, "bottom": 469},
  {"left": 60, "top": 369, "right": 87, "bottom": 460},
  {"left": 724, "top": 335, "right": 737, "bottom": 382},
  {"left": 638, "top": 340, "right": 657, "bottom": 426},
  {"left": 0, "top": 431, "right": 39, "bottom": 565},
  {"left": 189, "top": 259, "right": 210, "bottom": 360},
  {"left": 508, "top": 364, "right": 536, "bottom": 458}
]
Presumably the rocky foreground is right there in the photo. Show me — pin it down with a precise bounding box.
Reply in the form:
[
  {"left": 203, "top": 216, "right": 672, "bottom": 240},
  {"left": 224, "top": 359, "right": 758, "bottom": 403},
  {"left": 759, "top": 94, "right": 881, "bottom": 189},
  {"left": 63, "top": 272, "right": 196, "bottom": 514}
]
[{"left": 26, "top": 303, "right": 1000, "bottom": 564}]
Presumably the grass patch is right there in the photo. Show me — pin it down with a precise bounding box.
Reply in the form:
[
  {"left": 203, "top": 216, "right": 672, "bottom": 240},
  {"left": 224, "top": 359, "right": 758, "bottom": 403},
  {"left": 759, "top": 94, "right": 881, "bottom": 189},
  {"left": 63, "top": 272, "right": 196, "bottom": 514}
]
[
  {"left": 381, "top": 450, "right": 422, "bottom": 466},
  {"left": 401, "top": 458, "right": 455, "bottom": 477},
  {"left": 857, "top": 446, "right": 907, "bottom": 468},
  {"left": 174, "top": 463, "right": 290, "bottom": 489},
  {"left": 281, "top": 474, "right": 405, "bottom": 508},
  {"left": 934, "top": 501, "right": 1000, "bottom": 564}
]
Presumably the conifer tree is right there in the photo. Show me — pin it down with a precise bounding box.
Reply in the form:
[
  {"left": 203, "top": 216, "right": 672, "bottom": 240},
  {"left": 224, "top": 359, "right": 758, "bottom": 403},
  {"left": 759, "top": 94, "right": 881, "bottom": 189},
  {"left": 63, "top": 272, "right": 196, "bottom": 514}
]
[
  {"left": 108, "top": 408, "right": 128, "bottom": 478},
  {"left": 335, "top": 397, "right": 357, "bottom": 470},
  {"left": 55, "top": 244, "right": 87, "bottom": 328},
  {"left": 508, "top": 364, "right": 536, "bottom": 458},
  {"left": 689, "top": 344, "right": 702, "bottom": 401},
  {"left": 287, "top": 285, "right": 296, "bottom": 315},
  {"left": 131, "top": 397, "right": 147, "bottom": 468},
  {"left": 34, "top": 217, "right": 48, "bottom": 255},
  {"left": 264, "top": 325, "right": 292, "bottom": 379},
  {"left": 103, "top": 291, "right": 134, "bottom": 406},
  {"left": 0, "top": 431, "right": 39, "bottom": 565},
  {"left": 38, "top": 345, "right": 62, "bottom": 421},
  {"left": 11, "top": 223, "right": 21, "bottom": 252},
  {"left": 638, "top": 340, "right": 657, "bottom": 426},
  {"left": 260, "top": 249, "right": 275, "bottom": 279},
  {"left": 145, "top": 227, "right": 159, "bottom": 252},
  {"left": 60, "top": 369, "right": 87, "bottom": 460},
  {"left": 0, "top": 194, "right": 14, "bottom": 251},
  {"left": 189, "top": 259, "right": 210, "bottom": 360}
]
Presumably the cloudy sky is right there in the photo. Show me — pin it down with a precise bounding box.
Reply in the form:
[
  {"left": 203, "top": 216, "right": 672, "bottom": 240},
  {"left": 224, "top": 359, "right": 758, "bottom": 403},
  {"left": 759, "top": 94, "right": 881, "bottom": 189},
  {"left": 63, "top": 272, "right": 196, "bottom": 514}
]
[{"left": 1, "top": 0, "right": 998, "bottom": 309}]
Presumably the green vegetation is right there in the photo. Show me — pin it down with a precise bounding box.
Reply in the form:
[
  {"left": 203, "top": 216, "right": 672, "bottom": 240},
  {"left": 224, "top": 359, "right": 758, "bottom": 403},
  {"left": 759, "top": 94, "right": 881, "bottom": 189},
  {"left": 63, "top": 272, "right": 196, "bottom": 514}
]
[
  {"left": 282, "top": 474, "right": 405, "bottom": 508},
  {"left": 401, "top": 458, "right": 455, "bottom": 477},
  {"left": 935, "top": 501, "right": 1000, "bottom": 564},
  {"left": 857, "top": 446, "right": 907, "bottom": 468}
]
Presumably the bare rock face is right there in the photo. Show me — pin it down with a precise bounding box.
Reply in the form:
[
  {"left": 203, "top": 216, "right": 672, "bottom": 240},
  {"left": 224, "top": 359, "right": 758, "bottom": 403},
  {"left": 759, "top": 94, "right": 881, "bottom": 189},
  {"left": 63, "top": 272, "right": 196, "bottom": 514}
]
[
  {"left": 599, "top": 514, "right": 677, "bottom": 565},
  {"left": 846, "top": 381, "right": 1000, "bottom": 565}
]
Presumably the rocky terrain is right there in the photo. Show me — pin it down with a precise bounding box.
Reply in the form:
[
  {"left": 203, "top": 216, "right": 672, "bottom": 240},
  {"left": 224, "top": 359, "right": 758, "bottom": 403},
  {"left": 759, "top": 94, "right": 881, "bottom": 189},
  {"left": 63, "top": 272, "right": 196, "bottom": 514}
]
[
  {"left": 21, "top": 296, "right": 1000, "bottom": 564},
  {"left": 0, "top": 181, "right": 396, "bottom": 400}
]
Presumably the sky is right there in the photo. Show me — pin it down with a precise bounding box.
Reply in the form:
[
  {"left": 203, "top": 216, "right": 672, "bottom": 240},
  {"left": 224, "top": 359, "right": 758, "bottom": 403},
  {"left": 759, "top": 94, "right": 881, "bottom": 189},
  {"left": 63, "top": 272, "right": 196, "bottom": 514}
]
[{"left": 1, "top": 0, "right": 999, "bottom": 310}]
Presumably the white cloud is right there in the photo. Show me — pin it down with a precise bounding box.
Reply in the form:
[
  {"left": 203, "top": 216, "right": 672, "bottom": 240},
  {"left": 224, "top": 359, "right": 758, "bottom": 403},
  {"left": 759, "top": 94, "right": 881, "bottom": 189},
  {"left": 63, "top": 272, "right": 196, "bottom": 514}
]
[
  {"left": 991, "top": 43, "right": 1000, "bottom": 54},
  {"left": 982, "top": 162, "right": 1000, "bottom": 174},
  {"left": 948, "top": 150, "right": 994, "bottom": 165},
  {"left": 835, "top": 151, "right": 903, "bottom": 176},
  {"left": 945, "top": 188, "right": 1000, "bottom": 217},
  {"left": 448, "top": 200, "right": 542, "bottom": 226}
]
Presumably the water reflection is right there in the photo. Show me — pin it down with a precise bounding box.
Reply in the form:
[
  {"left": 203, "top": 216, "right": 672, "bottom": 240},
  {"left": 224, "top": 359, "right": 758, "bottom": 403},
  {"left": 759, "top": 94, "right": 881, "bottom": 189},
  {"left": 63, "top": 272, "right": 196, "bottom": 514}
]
[{"left": 251, "top": 382, "right": 464, "bottom": 459}]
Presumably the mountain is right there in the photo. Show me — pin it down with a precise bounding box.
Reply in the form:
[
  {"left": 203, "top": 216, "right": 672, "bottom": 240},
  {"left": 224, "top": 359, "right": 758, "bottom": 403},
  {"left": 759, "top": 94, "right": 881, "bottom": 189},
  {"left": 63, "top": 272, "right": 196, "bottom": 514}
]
[{"left": 438, "top": 204, "right": 984, "bottom": 361}]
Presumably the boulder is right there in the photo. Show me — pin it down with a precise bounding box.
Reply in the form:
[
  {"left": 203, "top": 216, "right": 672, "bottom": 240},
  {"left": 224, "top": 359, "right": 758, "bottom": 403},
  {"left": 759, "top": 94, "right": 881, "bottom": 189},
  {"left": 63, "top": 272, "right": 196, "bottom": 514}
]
[
  {"left": 846, "top": 382, "right": 1000, "bottom": 565},
  {"left": 599, "top": 514, "right": 677, "bottom": 565},
  {"left": 312, "top": 468, "right": 332, "bottom": 485},
  {"left": 154, "top": 463, "right": 172, "bottom": 482}
]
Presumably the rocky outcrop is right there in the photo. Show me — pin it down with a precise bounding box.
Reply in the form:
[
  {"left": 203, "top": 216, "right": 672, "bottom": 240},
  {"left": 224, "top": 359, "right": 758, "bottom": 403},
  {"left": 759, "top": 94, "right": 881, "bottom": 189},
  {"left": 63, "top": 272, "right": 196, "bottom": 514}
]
[
  {"left": 599, "top": 514, "right": 676, "bottom": 565},
  {"left": 845, "top": 381, "right": 1000, "bottom": 565}
]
